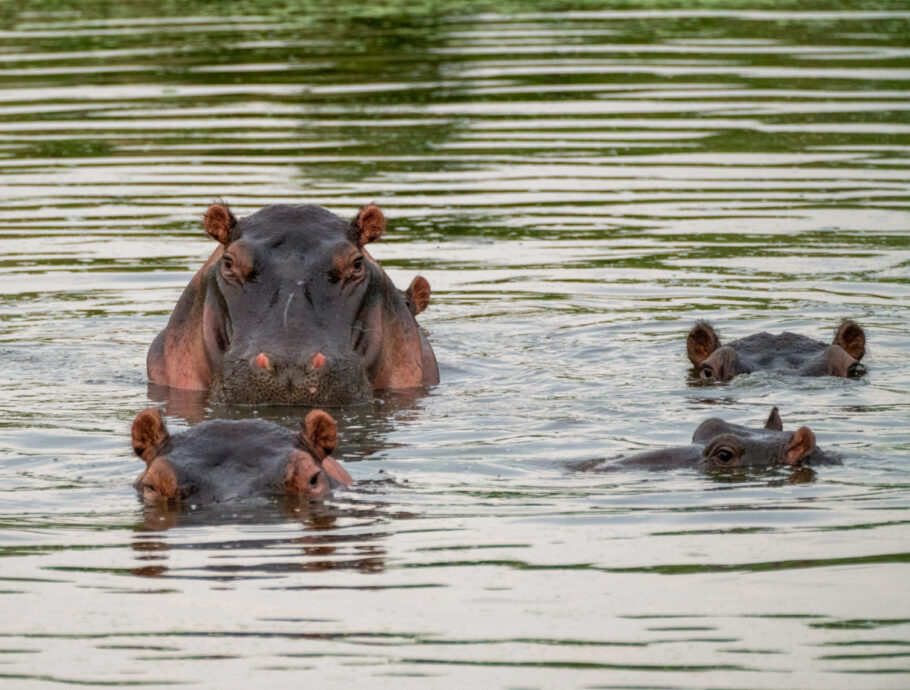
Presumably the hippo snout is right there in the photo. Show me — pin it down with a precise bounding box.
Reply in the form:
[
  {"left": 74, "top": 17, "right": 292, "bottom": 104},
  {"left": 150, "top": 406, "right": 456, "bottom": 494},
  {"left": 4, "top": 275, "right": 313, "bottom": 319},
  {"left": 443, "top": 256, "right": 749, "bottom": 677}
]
[
  {"left": 254, "top": 351, "right": 327, "bottom": 372},
  {"left": 249, "top": 350, "right": 325, "bottom": 375},
  {"left": 213, "top": 350, "right": 372, "bottom": 405}
]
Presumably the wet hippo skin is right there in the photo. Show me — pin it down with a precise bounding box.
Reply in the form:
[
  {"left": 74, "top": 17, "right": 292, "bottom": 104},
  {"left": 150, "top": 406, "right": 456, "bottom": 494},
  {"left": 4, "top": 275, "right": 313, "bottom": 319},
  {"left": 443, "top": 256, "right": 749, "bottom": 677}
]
[
  {"left": 131, "top": 408, "right": 353, "bottom": 504},
  {"left": 687, "top": 320, "right": 866, "bottom": 382},
  {"left": 579, "top": 407, "right": 840, "bottom": 473},
  {"left": 147, "top": 202, "right": 439, "bottom": 405}
]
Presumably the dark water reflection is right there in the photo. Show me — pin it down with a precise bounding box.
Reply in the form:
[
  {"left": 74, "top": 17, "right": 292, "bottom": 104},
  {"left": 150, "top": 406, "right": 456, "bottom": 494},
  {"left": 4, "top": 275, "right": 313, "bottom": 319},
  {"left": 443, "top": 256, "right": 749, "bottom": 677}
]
[
  {"left": 132, "top": 497, "right": 392, "bottom": 579},
  {"left": 0, "top": 1, "right": 909, "bottom": 687}
]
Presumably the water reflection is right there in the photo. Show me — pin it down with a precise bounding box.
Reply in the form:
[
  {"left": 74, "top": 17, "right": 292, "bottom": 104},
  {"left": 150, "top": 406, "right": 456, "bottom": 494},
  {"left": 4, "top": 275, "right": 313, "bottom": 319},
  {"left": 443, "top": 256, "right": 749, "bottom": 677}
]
[
  {"left": 145, "top": 381, "right": 432, "bottom": 465},
  {"left": 572, "top": 457, "right": 820, "bottom": 486},
  {"left": 146, "top": 383, "right": 210, "bottom": 424},
  {"left": 131, "top": 494, "right": 403, "bottom": 579}
]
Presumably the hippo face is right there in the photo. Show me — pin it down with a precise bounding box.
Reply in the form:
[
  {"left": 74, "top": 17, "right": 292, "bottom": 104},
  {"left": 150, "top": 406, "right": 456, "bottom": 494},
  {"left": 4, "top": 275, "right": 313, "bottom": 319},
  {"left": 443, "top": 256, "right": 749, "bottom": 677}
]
[
  {"left": 130, "top": 408, "right": 353, "bottom": 504},
  {"left": 693, "top": 407, "right": 825, "bottom": 470},
  {"left": 687, "top": 320, "right": 866, "bottom": 382},
  {"left": 147, "top": 201, "right": 439, "bottom": 405},
  {"left": 202, "top": 203, "right": 393, "bottom": 405}
]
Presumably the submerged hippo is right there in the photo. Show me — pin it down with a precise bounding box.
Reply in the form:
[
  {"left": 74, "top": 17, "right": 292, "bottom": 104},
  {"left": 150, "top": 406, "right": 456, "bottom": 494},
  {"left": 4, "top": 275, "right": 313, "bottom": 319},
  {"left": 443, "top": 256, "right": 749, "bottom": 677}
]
[
  {"left": 687, "top": 320, "right": 866, "bottom": 382},
  {"left": 147, "top": 202, "right": 439, "bottom": 405},
  {"left": 581, "top": 408, "right": 840, "bottom": 472},
  {"left": 131, "top": 408, "right": 353, "bottom": 504}
]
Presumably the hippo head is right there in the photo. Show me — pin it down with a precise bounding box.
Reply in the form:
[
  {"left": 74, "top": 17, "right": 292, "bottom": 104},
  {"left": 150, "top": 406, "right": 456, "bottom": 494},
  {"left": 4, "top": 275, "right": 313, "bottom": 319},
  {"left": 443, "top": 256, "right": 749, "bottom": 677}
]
[
  {"left": 693, "top": 407, "right": 826, "bottom": 470},
  {"left": 130, "top": 408, "right": 353, "bottom": 504},
  {"left": 687, "top": 320, "right": 866, "bottom": 382},
  {"left": 200, "top": 202, "right": 401, "bottom": 405},
  {"left": 685, "top": 322, "right": 749, "bottom": 382}
]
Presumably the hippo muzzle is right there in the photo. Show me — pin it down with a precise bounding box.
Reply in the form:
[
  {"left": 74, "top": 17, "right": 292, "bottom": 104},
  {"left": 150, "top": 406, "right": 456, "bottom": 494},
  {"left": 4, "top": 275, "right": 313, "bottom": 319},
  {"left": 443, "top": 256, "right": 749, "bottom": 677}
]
[{"left": 212, "top": 350, "right": 373, "bottom": 406}]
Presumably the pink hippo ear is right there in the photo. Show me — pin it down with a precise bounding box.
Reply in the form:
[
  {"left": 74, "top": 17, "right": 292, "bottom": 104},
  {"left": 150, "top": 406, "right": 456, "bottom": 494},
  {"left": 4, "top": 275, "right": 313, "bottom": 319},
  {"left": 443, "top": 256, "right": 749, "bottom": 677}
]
[
  {"left": 784, "top": 426, "right": 816, "bottom": 465},
  {"left": 764, "top": 407, "right": 783, "bottom": 432},
  {"left": 300, "top": 410, "right": 338, "bottom": 460},
  {"left": 687, "top": 322, "right": 721, "bottom": 366},
  {"left": 299, "top": 410, "right": 352, "bottom": 487},
  {"left": 131, "top": 409, "right": 170, "bottom": 465},
  {"left": 203, "top": 202, "right": 237, "bottom": 245},
  {"left": 352, "top": 204, "right": 386, "bottom": 246},
  {"left": 406, "top": 276, "right": 431, "bottom": 315},
  {"left": 833, "top": 320, "right": 865, "bottom": 361}
]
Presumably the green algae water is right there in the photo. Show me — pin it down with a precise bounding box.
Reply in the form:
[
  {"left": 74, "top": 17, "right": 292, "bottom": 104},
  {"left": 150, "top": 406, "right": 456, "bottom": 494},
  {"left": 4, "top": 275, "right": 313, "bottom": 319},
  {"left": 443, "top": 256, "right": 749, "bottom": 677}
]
[{"left": 0, "top": 2, "right": 909, "bottom": 687}]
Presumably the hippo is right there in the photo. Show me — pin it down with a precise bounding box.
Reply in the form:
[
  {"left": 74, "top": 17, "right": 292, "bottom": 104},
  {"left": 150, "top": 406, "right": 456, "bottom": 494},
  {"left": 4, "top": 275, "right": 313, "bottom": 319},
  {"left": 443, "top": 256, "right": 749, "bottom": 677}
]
[
  {"left": 687, "top": 320, "right": 866, "bottom": 382},
  {"left": 579, "top": 407, "right": 840, "bottom": 473},
  {"left": 147, "top": 202, "right": 439, "bottom": 405},
  {"left": 131, "top": 408, "right": 353, "bottom": 504}
]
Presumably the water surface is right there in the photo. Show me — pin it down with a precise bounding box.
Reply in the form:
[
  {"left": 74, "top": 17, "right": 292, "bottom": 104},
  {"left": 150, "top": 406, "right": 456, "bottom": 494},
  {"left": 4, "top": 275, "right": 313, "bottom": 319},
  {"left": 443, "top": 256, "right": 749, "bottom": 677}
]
[{"left": 0, "top": 3, "right": 909, "bottom": 687}]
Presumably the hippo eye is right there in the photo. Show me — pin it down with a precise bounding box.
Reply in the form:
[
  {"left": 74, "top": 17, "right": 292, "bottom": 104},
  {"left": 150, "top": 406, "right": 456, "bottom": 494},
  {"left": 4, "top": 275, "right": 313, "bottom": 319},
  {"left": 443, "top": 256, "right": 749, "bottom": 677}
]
[
  {"left": 352, "top": 257, "right": 364, "bottom": 273},
  {"left": 222, "top": 254, "right": 234, "bottom": 270},
  {"left": 712, "top": 447, "right": 736, "bottom": 464}
]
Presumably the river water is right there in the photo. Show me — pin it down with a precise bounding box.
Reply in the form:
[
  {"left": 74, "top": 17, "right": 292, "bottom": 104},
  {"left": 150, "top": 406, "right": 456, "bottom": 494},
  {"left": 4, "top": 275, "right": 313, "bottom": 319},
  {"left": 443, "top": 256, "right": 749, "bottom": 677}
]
[{"left": 0, "top": 3, "right": 908, "bottom": 688}]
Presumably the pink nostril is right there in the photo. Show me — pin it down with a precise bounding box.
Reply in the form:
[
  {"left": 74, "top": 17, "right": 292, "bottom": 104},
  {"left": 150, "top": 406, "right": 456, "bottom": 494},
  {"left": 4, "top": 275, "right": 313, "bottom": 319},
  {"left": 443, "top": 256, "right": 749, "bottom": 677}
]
[
  {"left": 312, "top": 353, "right": 326, "bottom": 369},
  {"left": 255, "top": 353, "right": 270, "bottom": 370}
]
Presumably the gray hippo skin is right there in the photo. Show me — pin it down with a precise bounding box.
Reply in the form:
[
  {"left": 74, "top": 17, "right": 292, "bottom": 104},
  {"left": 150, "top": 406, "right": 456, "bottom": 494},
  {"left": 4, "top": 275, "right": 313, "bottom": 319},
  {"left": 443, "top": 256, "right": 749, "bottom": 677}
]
[
  {"left": 585, "top": 408, "right": 840, "bottom": 472},
  {"left": 147, "top": 202, "right": 439, "bottom": 405},
  {"left": 687, "top": 320, "right": 866, "bottom": 382},
  {"left": 131, "top": 408, "right": 353, "bottom": 504}
]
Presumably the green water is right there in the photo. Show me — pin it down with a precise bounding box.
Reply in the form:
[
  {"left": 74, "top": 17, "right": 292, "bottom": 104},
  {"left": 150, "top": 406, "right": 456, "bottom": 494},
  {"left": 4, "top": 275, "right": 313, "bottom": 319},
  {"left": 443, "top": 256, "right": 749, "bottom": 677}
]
[{"left": 0, "top": 2, "right": 908, "bottom": 687}]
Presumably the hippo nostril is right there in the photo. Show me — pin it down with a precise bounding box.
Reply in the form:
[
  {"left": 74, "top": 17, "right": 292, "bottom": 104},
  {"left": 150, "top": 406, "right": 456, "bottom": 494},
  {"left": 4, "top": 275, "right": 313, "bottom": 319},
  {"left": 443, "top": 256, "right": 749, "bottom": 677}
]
[
  {"left": 701, "top": 366, "right": 714, "bottom": 380},
  {"left": 255, "top": 352, "right": 270, "bottom": 370},
  {"left": 312, "top": 352, "right": 326, "bottom": 369},
  {"left": 310, "top": 471, "right": 321, "bottom": 488}
]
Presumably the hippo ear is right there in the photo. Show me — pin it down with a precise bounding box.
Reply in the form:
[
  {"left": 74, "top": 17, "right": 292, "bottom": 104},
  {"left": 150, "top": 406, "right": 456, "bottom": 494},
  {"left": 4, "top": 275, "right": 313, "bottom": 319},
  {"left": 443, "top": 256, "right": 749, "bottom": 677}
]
[
  {"left": 203, "top": 202, "right": 237, "bottom": 245},
  {"left": 764, "top": 407, "right": 783, "bottom": 432},
  {"left": 352, "top": 204, "right": 385, "bottom": 246},
  {"left": 833, "top": 320, "right": 865, "bottom": 361},
  {"left": 687, "top": 322, "right": 720, "bottom": 366},
  {"left": 300, "top": 409, "right": 338, "bottom": 460},
  {"left": 322, "top": 456, "right": 353, "bottom": 487},
  {"left": 405, "top": 276, "right": 431, "bottom": 315},
  {"left": 131, "top": 409, "right": 169, "bottom": 465},
  {"left": 784, "top": 426, "right": 816, "bottom": 465}
]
